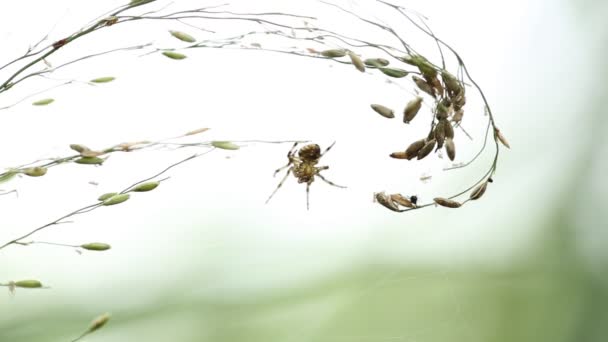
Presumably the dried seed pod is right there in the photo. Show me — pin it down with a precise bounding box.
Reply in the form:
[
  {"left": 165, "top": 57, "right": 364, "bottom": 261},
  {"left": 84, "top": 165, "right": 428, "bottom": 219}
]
[
  {"left": 185, "top": 127, "right": 210, "bottom": 136},
  {"left": 434, "top": 121, "right": 446, "bottom": 149},
  {"left": 417, "top": 139, "right": 436, "bottom": 160},
  {"left": 70, "top": 144, "right": 90, "bottom": 153},
  {"left": 374, "top": 192, "right": 399, "bottom": 212},
  {"left": 81, "top": 243, "right": 111, "bottom": 251},
  {"left": 87, "top": 313, "right": 111, "bottom": 334},
  {"left": 75, "top": 157, "right": 104, "bottom": 165},
  {"left": 90, "top": 77, "right": 115, "bottom": 83},
  {"left": 169, "top": 30, "right": 196, "bottom": 43},
  {"left": 444, "top": 120, "right": 454, "bottom": 139},
  {"left": 102, "top": 193, "right": 130, "bottom": 206},
  {"left": 348, "top": 51, "right": 365, "bottom": 72},
  {"left": 470, "top": 182, "right": 488, "bottom": 200},
  {"left": 131, "top": 181, "right": 159, "bottom": 192},
  {"left": 390, "top": 194, "right": 415, "bottom": 208},
  {"left": 32, "top": 98, "right": 54, "bottom": 106},
  {"left": 364, "top": 58, "right": 389, "bottom": 67},
  {"left": 14, "top": 280, "right": 43, "bottom": 288},
  {"left": 371, "top": 104, "right": 395, "bottom": 119},
  {"left": 321, "top": 49, "right": 346, "bottom": 58},
  {"left": 452, "top": 109, "right": 464, "bottom": 123},
  {"left": 445, "top": 138, "right": 456, "bottom": 161},
  {"left": 403, "top": 96, "right": 423, "bottom": 123},
  {"left": 162, "top": 51, "right": 187, "bottom": 60},
  {"left": 405, "top": 139, "right": 426, "bottom": 160},
  {"left": 495, "top": 128, "right": 511, "bottom": 149},
  {"left": 211, "top": 141, "right": 240, "bottom": 150},
  {"left": 98, "top": 192, "right": 118, "bottom": 201},
  {"left": 23, "top": 167, "right": 47, "bottom": 177},
  {"left": 433, "top": 197, "right": 462, "bottom": 208},
  {"left": 412, "top": 76, "right": 435, "bottom": 97},
  {"left": 379, "top": 67, "right": 408, "bottom": 78},
  {"left": 390, "top": 151, "right": 408, "bottom": 159}
]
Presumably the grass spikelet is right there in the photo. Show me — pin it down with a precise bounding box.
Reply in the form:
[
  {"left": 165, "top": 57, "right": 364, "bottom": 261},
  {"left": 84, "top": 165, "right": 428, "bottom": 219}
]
[
  {"left": 371, "top": 104, "right": 394, "bottom": 119},
  {"left": 169, "top": 30, "right": 196, "bottom": 43}
]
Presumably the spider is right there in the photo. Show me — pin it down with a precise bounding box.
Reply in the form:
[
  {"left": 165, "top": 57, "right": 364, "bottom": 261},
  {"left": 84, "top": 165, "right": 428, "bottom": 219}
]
[{"left": 265, "top": 142, "right": 346, "bottom": 210}]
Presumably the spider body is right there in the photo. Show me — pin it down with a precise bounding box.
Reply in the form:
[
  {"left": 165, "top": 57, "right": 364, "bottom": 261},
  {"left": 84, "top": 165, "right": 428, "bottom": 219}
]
[{"left": 266, "top": 142, "right": 345, "bottom": 210}]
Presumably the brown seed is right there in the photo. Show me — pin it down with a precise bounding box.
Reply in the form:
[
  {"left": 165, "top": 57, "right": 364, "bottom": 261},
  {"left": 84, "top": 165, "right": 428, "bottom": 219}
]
[
  {"left": 433, "top": 197, "right": 462, "bottom": 208},
  {"left": 390, "top": 194, "right": 415, "bottom": 208},
  {"left": 417, "top": 139, "right": 436, "bottom": 160},
  {"left": 412, "top": 76, "right": 435, "bottom": 97},
  {"left": 374, "top": 192, "right": 399, "bottom": 212},
  {"left": 390, "top": 151, "right": 408, "bottom": 159},
  {"left": 434, "top": 121, "right": 446, "bottom": 149},
  {"left": 403, "top": 96, "right": 423, "bottom": 123},
  {"left": 348, "top": 51, "right": 365, "bottom": 72},
  {"left": 371, "top": 104, "right": 395, "bottom": 119},
  {"left": 426, "top": 75, "right": 444, "bottom": 97},
  {"left": 436, "top": 103, "right": 449, "bottom": 120},
  {"left": 470, "top": 182, "right": 488, "bottom": 200},
  {"left": 445, "top": 138, "right": 456, "bottom": 161},
  {"left": 405, "top": 139, "right": 426, "bottom": 160},
  {"left": 495, "top": 128, "right": 511, "bottom": 149},
  {"left": 444, "top": 120, "right": 454, "bottom": 139}
]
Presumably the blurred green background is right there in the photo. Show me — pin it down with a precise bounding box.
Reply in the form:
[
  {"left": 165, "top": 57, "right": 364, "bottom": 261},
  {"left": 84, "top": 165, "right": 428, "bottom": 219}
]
[{"left": 1, "top": 0, "right": 607, "bottom": 341}]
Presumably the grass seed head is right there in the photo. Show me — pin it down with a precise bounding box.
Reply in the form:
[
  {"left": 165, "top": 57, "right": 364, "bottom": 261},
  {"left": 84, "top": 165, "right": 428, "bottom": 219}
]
[
  {"left": 371, "top": 104, "right": 395, "bottom": 119},
  {"left": 81, "top": 243, "right": 111, "bottom": 251},
  {"left": 445, "top": 138, "right": 456, "bottom": 161},
  {"left": 390, "top": 194, "right": 415, "bottom": 208},
  {"left": 433, "top": 197, "right": 462, "bottom": 208},
  {"left": 379, "top": 67, "right": 408, "bottom": 78},
  {"left": 403, "top": 96, "right": 423, "bottom": 123},
  {"left": 390, "top": 151, "right": 408, "bottom": 159},
  {"left": 405, "top": 139, "right": 426, "bottom": 160},
  {"left": 98, "top": 192, "right": 118, "bottom": 201},
  {"left": 321, "top": 49, "right": 347, "bottom": 58},
  {"left": 348, "top": 51, "right": 365, "bottom": 72},
  {"left": 374, "top": 192, "right": 400, "bottom": 212},
  {"left": 131, "top": 181, "right": 159, "bottom": 192},
  {"left": 162, "top": 51, "right": 187, "bottom": 60},
  {"left": 87, "top": 313, "right": 111, "bottom": 334},
  {"left": 14, "top": 280, "right": 43, "bottom": 288},
  {"left": 211, "top": 141, "right": 240, "bottom": 150},
  {"left": 364, "top": 58, "right": 389, "bottom": 67},
  {"left": 102, "top": 193, "right": 130, "bottom": 206},
  {"left": 412, "top": 76, "right": 435, "bottom": 97},
  {"left": 495, "top": 128, "right": 511, "bottom": 149},
  {"left": 75, "top": 157, "right": 105, "bottom": 165},
  {"left": 23, "top": 167, "right": 47, "bottom": 177},
  {"left": 417, "top": 139, "right": 436, "bottom": 160},
  {"left": 169, "top": 30, "right": 196, "bottom": 43},
  {"left": 470, "top": 182, "right": 488, "bottom": 200}
]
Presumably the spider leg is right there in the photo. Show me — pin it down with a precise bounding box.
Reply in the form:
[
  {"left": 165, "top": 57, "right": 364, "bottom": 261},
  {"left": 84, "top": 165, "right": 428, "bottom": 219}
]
[
  {"left": 316, "top": 171, "right": 347, "bottom": 188},
  {"left": 273, "top": 142, "right": 299, "bottom": 177},
  {"left": 320, "top": 141, "right": 336, "bottom": 157},
  {"left": 306, "top": 181, "right": 311, "bottom": 211},
  {"left": 266, "top": 168, "right": 292, "bottom": 204}
]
